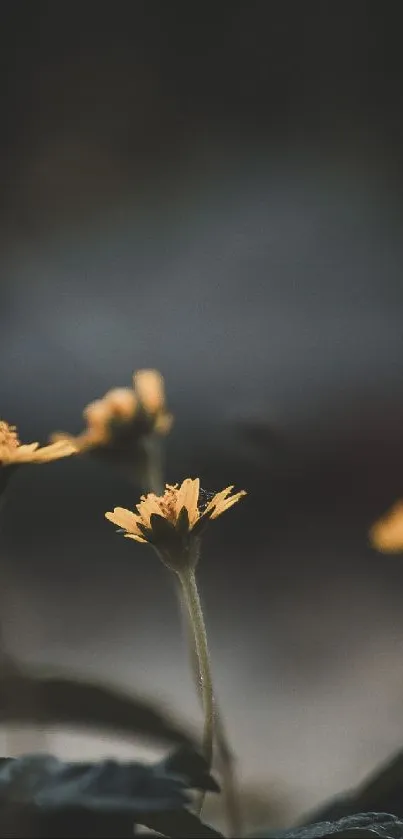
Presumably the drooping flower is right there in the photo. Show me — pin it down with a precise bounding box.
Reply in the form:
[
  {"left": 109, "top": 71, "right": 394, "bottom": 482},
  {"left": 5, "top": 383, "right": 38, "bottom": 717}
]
[
  {"left": 0, "top": 419, "right": 76, "bottom": 496},
  {"left": 105, "top": 478, "right": 246, "bottom": 572},
  {"left": 51, "top": 369, "right": 173, "bottom": 455},
  {"left": 369, "top": 500, "right": 403, "bottom": 553}
]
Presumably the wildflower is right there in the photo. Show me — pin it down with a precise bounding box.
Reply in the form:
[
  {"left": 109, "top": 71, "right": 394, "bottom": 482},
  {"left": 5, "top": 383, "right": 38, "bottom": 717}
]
[
  {"left": 106, "top": 477, "right": 246, "bottom": 795},
  {"left": 369, "top": 500, "right": 403, "bottom": 553},
  {"left": 105, "top": 477, "right": 246, "bottom": 573},
  {"left": 51, "top": 369, "right": 172, "bottom": 454},
  {"left": 0, "top": 420, "right": 76, "bottom": 496}
]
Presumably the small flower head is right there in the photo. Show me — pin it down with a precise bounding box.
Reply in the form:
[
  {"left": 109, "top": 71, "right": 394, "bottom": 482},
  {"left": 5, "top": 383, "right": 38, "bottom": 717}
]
[
  {"left": 0, "top": 419, "right": 76, "bottom": 496},
  {"left": 0, "top": 420, "right": 76, "bottom": 466},
  {"left": 369, "top": 500, "right": 403, "bottom": 553},
  {"left": 105, "top": 478, "right": 246, "bottom": 573},
  {"left": 51, "top": 370, "right": 173, "bottom": 459}
]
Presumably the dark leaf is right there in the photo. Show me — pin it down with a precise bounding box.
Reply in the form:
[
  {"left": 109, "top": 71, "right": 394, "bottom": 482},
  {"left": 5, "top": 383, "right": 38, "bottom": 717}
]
[
  {"left": 0, "top": 664, "right": 194, "bottom": 748},
  {"left": 150, "top": 513, "right": 179, "bottom": 548},
  {"left": 161, "top": 746, "right": 220, "bottom": 793},
  {"left": 0, "top": 750, "right": 221, "bottom": 838},
  {"left": 175, "top": 507, "right": 190, "bottom": 536},
  {"left": 300, "top": 750, "right": 403, "bottom": 826},
  {"left": 140, "top": 808, "right": 223, "bottom": 837},
  {"left": 249, "top": 811, "right": 403, "bottom": 839}
]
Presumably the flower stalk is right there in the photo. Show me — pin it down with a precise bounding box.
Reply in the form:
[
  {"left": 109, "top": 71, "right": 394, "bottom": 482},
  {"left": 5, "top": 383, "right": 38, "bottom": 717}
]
[
  {"left": 178, "top": 567, "right": 215, "bottom": 774},
  {"left": 180, "top": 592, "right": 243, "bottom": 835}
]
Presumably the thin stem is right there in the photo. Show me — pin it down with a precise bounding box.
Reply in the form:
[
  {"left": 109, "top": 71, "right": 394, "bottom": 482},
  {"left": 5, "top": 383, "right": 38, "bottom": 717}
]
[
  {"left": 138, "top": 436, "right": 165, "bottom": 496},
  {"left": 179, "top": 588, "right": 243, "bottom": 836},
  {"left": 178, "top": 567, "right": 214, "bottom": 813}
]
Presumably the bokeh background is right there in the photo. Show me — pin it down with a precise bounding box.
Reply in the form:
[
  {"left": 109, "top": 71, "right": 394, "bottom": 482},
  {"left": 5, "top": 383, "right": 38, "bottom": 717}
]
[{"left": 1, "top": 1, "right": 403, "bottom": 829}]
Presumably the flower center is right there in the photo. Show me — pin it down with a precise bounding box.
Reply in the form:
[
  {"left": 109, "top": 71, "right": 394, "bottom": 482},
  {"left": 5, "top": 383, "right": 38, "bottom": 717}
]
[
  {"left": 0, "top": 421, "right": 20, "bottom": 451},
  {"left": 158, "top": 486, "right": 179, "bottom": 522}
]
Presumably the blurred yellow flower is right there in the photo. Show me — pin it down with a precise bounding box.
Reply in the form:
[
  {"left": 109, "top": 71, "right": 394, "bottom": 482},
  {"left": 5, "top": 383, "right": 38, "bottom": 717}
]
[
  {"left": 105, "top": 477, "right": 246, "bottom": 572},
  {"left": 369, "top": 500, "right": 403, "bottom": 553},
  {"left": 0, "top": 420, "right": 76, "bottom": 465},
  {"left": 51, "top": 369, "right": 172, "bottom": 454}
]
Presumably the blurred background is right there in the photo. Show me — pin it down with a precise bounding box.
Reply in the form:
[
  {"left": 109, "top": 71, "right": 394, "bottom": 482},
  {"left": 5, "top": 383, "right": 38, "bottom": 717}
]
[{"left": 1, "top": 0, "right": 403, "bottom": 829}]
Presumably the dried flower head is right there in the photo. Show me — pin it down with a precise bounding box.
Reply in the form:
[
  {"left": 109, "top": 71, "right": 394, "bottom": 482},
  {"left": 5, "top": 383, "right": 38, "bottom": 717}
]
[
  {"left": 51, "top": 370, "right": 173, "bottom": 457},
  {"left": 369, "top": 500, "right": 403, "bottom": 553},
  {"left": 0, "top": 419, "right": 76, "bottom": 496},
  {"left": 105, "top": 478, "right": 246, "bottom": 573}
]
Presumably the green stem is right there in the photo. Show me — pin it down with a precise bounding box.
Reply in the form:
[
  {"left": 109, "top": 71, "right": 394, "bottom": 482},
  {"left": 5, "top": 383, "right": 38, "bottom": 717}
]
[
  {"left": 178, "top": 567, "right": 214, "bottom": 812},
  {"left": 180, "top": 592, "right": 243, "bottom": 835}
]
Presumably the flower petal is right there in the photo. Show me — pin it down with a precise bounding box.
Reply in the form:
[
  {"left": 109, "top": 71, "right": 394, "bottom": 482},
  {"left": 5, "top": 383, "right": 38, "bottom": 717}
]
[
  {"left": 203, "top": 486, "right": 234, "bottom": 518},
  {"left": 370, "top": 500, "right": 403, "bottom": 553},
  {"left": 103, "top": 388, "right": 137, "bottom": 420},
  {"left": 136, "top": 495, "right": 164, "bottom": 527},
  {"left": 209, "top": 490, "right": 246, "bottom": 519},
  {"left": 83, "top": 399, "right": 110, "bottom": 428},
  {"left": 175, "top": 478, "right": 200, "bottom": 526},
  {"left": 105, "top": 507, "right": 143, "bottom": 536},
  {"left": 1, "top": 443, "right": 39, "bottom": 463},
  {"left": 134, "top": 370, "right": 165, "bottom": 415},
  {"left": 124, "top": 533, "right": 147, "bottom": 543},
  {"left": 7, "top": 441, "right": 76, "bottom": 464}
]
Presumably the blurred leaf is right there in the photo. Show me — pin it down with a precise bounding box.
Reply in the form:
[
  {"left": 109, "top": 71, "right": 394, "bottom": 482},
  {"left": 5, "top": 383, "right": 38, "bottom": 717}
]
[
  {"left": 0, "top": 664, "right": 194, "bottom": 747},
  {"left": 249, "top": 811, "right": 403, "bottom": 838},
  {"left": 300, "top": 750, "right": 403, "bottom": 826},
  {"left": 0, "top": 750, "right": 222, "bottom": 837}
]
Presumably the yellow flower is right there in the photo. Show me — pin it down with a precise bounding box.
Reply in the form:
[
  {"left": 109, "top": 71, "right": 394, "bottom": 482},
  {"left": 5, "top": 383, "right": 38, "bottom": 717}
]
[
  {"left": 105, "top": 478, "right": 246, "bottom": 572},
  {"left": 51, "top": 369, "right": 173, "bottom": 454},
  {"left": 0, "top": 420, "right": 76, "bottom": 465},
  {"left": 369, "top": 500, "right": 403, "bottom": 553},
  {"left": 0, "top": 419, "right": 76, "bottom": 496}
]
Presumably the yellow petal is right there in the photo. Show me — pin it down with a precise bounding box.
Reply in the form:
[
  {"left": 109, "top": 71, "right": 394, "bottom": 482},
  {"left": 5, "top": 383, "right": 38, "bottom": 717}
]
[
  {"left": 203, "top": 486, "right": 234, "bottom": 517},
  {"left": 50, "top": 430, "right": 98, "bottom": 452},
  {"left": 103, "top": 388, "right": 137, "bottom": 420},
  {"left": 136, "top": 495, "right": 164, "bottom": 527},
  {"left": 105, "top": 507, "right": 143, "bottom": 536},
  {"left": 28, "top": 441, "right": 77, "bottom": 462},
  {"left": 124, "top": 533, "right": 147, "bottom": 543},
  {"left": 4, "top": 441, "right": 76, "bottom": 464},
  {"left": 175, "top": 478, "right": 200, "bottom": 526},
  {"left": 2, "top": 442, "right": 39, "bottom": 463},
  {"left": 370, "top": 500, "right": 403, "bottom": 553},
  {"left": 134, "top": 370, "right": 165, "bottom": 415},
  {"left": 209, "top": 490, "right": 247, "bottom": 519},
  {"left": 84, "top": 399, "right": 110, "bottom": 428}
]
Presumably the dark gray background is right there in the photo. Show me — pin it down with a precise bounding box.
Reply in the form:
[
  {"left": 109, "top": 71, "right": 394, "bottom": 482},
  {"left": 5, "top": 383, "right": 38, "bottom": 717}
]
[{"left": 1, "top": 1, "right": 403, "bottom": 824}]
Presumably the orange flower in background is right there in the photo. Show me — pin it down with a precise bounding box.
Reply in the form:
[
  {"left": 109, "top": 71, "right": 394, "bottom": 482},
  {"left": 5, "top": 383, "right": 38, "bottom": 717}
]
[
  {"left": 369, "top": 500, "right": 403, "bottom": 553},
  {"left": 0, "top": 420, "right": 76, "bottom": 466},
  {"left": 105, "top": 477, "right": 246, "bottom": 572},
  {"left": 51, "top": 369, "right": 173, "bottom": 454}
]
